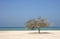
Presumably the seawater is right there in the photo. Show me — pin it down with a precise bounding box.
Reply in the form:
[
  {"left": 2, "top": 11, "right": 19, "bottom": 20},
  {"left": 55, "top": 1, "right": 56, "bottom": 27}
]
[{"left": 0, "top": 27, "right": 60, "bottom": 31}]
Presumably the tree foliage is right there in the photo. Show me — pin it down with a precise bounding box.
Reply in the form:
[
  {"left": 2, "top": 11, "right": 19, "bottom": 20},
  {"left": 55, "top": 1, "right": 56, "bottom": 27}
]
[{"left": 26, "top": 16, "right": 50, "bottom": 30}]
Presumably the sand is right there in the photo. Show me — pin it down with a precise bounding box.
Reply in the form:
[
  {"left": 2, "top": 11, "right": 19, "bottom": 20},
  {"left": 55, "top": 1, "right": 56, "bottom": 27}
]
[{"left": 0, "top": 30, "right": 60, "bottom": 39}]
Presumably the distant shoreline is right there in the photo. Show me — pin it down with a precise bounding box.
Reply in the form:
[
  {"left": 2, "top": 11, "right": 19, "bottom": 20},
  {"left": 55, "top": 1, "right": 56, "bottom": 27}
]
[{"left": 0, "top": 27, "right": 60, "bottom": 31}]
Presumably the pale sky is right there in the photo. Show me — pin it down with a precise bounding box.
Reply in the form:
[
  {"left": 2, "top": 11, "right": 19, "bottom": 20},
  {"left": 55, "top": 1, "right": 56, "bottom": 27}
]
[{"left": 0, "top": 0, "right": 60, "bottom": 27}]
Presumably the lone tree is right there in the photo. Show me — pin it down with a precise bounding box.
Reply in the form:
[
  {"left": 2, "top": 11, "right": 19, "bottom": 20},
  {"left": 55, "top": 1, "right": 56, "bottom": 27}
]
[{"left": 26, "top": 16, "right": 50, "bottom": 33}]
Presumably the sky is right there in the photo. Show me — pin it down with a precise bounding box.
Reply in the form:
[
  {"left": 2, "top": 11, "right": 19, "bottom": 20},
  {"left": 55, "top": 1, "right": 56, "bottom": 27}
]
[{"left": 0, "top": 0, "right": 60, "bottom": 27}]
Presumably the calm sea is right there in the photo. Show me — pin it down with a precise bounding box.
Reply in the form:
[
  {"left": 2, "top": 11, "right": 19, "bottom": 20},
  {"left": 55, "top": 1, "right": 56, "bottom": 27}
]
[{"left": 0, "top": 27, "right": 60, "bottom": 31}]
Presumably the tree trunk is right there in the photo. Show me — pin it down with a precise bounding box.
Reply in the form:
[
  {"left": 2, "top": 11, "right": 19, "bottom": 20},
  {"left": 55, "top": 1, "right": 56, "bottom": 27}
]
[{"left": 38, "top": 27, "right": 40, "bottom": 33}]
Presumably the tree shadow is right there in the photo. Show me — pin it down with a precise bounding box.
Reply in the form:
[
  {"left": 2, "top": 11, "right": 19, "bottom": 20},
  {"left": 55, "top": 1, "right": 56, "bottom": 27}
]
[{"left": 28, "top": 32, "right": 51, "bottom": 34}]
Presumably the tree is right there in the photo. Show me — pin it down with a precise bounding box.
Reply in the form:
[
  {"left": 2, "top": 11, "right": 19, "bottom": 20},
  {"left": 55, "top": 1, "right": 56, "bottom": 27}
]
[
  {"left": 36, "top": 17, "right": 48, "bottom": 33},
  {"left": 26, "top": 16, "right": 50, "bottom": 33},
  {"left": 26, "top": 19, "right": 36, "bottom": 30}
]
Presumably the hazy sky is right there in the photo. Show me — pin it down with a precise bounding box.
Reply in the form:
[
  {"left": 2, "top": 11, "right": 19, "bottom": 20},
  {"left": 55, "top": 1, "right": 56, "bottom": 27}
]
[{"left": 0, "top": 0, "right": 60, "bottom": 27}]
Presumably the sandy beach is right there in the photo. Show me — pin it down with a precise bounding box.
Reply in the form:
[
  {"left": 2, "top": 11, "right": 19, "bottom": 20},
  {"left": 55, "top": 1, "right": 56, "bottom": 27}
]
[{"left": 0, "top": 30, "right": 60, "bottom": 39}]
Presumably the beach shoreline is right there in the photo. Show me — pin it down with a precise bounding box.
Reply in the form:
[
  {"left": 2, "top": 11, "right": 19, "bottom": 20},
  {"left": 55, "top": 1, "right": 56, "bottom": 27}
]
[{"left": 0, "top": 30, "right": 60, "bottom": 39}]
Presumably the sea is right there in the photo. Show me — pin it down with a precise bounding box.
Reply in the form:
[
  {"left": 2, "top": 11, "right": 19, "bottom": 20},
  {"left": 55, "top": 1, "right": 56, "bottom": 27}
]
[{"left": 0, "top": 27, "right": 60, "bottom": 31}]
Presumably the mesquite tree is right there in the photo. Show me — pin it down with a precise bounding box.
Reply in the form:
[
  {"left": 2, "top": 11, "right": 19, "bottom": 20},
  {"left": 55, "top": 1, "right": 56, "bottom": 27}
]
[{"left": 26, "top": 17, "right": 50, "bottom": 33}]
